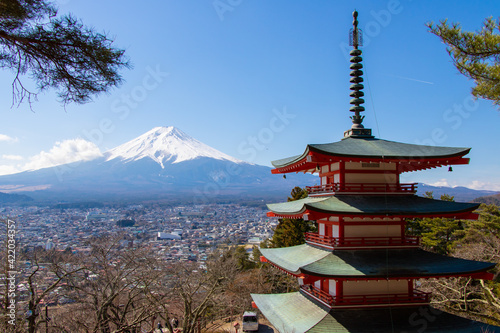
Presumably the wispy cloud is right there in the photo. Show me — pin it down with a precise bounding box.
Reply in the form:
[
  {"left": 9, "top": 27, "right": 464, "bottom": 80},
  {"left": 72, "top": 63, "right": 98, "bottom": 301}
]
[
  {"left": 425, "top": 179, "right": 500, "bottom": 192},
  {"left": 0, "top": 134, "right": 18, "bottom": 143},
  {"left": 466, "top": 180, "right": 500, "bottom": 192},
  {"left": 426, "top": 179, "right": 450, "bottom": 187},
  {"left": 2, "top": 154, "right": 23, "bottom": 161},
  {"left": 0, "top": 138, "right": 102, "bottom": 176}
]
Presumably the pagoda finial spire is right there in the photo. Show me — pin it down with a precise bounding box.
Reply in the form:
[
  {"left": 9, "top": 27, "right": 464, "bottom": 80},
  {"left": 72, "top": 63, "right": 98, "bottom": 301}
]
[
  {"left": 344, "top": 10, "right": 373, "bottom": 139},
  {"left": 350, "top": 10, "right": 361, "bottom": 49}
]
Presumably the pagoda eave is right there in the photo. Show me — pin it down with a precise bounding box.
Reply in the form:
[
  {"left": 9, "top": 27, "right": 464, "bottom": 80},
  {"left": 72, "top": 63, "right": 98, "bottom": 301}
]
[
  {"left": 271, "top": 156, "right": 313, "bottom": 174},
  {"left": 271, "top": 142, "right": 471, "bottom": 174},
  {"left": 262, "top": 259, "right": 495, "bottom": 281},
  {"left": 251, "top": 292, "right": 500, "bottom": 333},
  {"left": 271, "top": 154, "right": 470, "bottom": 174},
  {"left": 262, "top": 256, "right": 495, "bottom": 280},
  {"left": 306, "top": 210, "right": 480, "bottom": 221},
  {"left": 298, "top": 267, "right": 495, "bottom": 280},
  {"left": 267, "top": 210, "right": 479, "bottom": 221},
  {"left": 259, "top": 245, "right": 496, "bottom": 281},
  {"left": 267, "top": 195, "right": 480, "bottom": 220}
]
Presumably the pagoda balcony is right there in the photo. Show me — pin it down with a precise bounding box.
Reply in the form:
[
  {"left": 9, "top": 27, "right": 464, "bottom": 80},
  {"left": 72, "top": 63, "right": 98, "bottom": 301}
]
[
  {"left": 305, "top": 232, "right": 420, "bottom": 249},
  {"left": 301, "top": 284, "right": 430, "bottom": 308},
  {"left": 306, "top": 183, "right": 417, "bottom": 196}
]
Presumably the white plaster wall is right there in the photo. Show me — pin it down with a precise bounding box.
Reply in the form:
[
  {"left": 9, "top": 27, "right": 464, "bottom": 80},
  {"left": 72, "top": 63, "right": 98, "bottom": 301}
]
[
  {"left": 319, "top": 223, "right": 325, "bottom": 236},
  {"left": 329, "top": 280, "right": 337, "bottom": 296},
  {"left": 314, "top": 280, "right": 321, "bottom": 289},
  {"left": 332, "top": 224, "right": 339, "bottom": 238}
]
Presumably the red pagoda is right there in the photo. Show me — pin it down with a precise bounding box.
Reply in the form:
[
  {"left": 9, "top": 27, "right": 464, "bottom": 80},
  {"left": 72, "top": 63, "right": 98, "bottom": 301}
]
[{"left": 251, "top": 11, "right": 499, "bottom": 333}]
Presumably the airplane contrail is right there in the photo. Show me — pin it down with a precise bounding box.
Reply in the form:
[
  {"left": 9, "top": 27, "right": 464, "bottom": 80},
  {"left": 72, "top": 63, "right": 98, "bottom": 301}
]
[{"left": 386, "top": 74, "right": 434, "bottom": 85}]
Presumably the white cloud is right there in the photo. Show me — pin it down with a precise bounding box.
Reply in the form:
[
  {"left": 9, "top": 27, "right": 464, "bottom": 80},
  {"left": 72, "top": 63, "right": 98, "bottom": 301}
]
[
  {"left": 422, "top": 179, "right": 500, "bottom": 192},
  {"left": 466, "top": 180, "right": 500, "bottom": 191},
  {"left": 0, "top": 165, "right": 22, "bottom": 176},
  {"left": 23, "top": 139, "right": 103, "bottom": 171},
  {"left": 426, "top": 179, "right": 450, "bottom": 187},
  {"left": 2, "top": 154, "right": 23, "bottom": 161},
  {"left": 0, "top": 134, "right": 18, "bottom": 143}
]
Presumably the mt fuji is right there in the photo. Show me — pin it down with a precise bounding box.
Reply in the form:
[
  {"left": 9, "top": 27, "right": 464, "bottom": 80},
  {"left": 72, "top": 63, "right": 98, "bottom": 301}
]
[
  {"left": 0, "top": 127, "right": 314, "bottom": 202},
  {"left": 105, "top": 126, "right": 243, "bottom": 166}
]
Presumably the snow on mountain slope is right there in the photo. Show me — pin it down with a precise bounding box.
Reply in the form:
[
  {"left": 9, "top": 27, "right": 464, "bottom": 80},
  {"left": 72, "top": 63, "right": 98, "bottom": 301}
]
[{"left": 105, "top": 126, "right": 245, "bottom": 167}]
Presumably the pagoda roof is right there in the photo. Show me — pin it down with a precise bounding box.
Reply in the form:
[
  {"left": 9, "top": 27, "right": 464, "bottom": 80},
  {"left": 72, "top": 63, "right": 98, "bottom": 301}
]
[
  {"left": 251, "top": 292, "right": 329, "bottom": 333},
  {"left": 251, "top": 292, "right": 500, "bottom": 332},
  {"left": 267, "top": 195, "right": 480, "bottom": 219},
  {"left": 260, "top": 244, "right": 495, "bottom": 278},
  {"left": 271, "top": 137, "right": 470, "bottom": 173}
]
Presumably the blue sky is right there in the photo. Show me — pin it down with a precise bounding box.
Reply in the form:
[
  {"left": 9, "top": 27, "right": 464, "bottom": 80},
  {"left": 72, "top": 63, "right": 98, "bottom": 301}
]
[{"left": 0, "top": 0, "right": 499, "bottom": 190}]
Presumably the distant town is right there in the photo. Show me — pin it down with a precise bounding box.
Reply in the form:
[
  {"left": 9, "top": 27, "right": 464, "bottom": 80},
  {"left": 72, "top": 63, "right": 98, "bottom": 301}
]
[{"left": 1, "top": 202, "right": 275, "bottom": 261}]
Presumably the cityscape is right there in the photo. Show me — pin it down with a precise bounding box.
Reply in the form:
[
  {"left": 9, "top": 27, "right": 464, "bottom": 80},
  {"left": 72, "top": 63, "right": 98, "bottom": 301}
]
[{"left": 1, "top": 201, "right": 274, "bottom": 264}]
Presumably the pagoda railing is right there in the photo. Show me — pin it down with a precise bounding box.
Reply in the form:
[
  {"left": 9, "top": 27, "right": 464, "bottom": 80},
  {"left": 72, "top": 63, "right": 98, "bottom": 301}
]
[
  {"left": 301, "top": 284, "right": 335, "bottom": 306},
  {"left": 306, "top": 183, "right": 417, "bottom": 196},
  {"left": 305, "top": 232, "right": 420, "bottom": 248},
  {"left": 301, "top": 284, "right": 430, "bottom": 307},
  {"left": 336, "top": 290, "right": 430, "bottom": 306}
]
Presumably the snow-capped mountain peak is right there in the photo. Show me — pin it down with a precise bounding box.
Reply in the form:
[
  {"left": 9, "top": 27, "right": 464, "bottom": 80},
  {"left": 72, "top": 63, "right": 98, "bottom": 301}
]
[{"left": 105, "top": 126, "right": 244, "bottom": 167}]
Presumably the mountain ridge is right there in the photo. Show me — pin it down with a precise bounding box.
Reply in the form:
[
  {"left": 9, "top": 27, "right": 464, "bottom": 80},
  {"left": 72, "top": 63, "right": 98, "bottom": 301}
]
[
  {"left": 416, "top": 183, "right": 499, "bottom": 202},
  {"left": 105, "top": 126, "right": 245, "bottom": 166},
  {"left": 0, "top": 126, "right": 314, "bottom": 202}
]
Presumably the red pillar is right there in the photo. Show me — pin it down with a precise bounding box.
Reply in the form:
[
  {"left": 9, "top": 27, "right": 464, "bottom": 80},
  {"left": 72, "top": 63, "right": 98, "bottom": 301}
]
[
  {"left": 339, "top": 217, "right": 344, "bottom": 240},
  {"left": 336, "top": 279, "right": 344, "bottom": 305},
  {"left": 408, "top": 279, "right": 414, "bottom": 294},
  {"left": 322, "top": 279, "right": 329, "bottom": 293}
]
